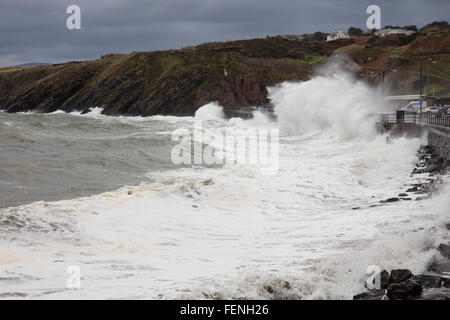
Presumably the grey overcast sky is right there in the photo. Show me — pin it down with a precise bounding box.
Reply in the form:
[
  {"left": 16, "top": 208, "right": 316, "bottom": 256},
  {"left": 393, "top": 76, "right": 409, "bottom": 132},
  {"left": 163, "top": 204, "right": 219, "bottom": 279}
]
[{"left": 0, "top": 0, "right": 448, "bottom": 67}]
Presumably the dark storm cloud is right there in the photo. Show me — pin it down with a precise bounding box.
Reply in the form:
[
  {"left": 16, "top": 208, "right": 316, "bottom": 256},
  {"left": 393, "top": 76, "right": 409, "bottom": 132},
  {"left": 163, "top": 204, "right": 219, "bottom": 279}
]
[{"left": 0, "top": 0, "right": 448, "bottom": 67}]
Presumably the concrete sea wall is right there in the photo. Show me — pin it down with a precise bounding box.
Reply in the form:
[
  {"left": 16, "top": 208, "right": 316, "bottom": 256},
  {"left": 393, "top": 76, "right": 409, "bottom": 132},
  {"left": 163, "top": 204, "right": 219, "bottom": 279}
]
[{"left": 427, "top": 127, "right": 450, "bottom": 160}]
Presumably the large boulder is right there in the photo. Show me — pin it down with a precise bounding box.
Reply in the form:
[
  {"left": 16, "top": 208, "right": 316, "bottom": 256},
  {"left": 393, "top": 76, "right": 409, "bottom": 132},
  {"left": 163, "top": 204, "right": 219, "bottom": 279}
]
[
  {"left": 387, "top": 278, "right": 422, "bottom": 300},
  {"left": 401, "top": 278, "right": 423, "bottom": 296},
  {"left": 389, "top": 269, "right": 413, "bottom": 283}
]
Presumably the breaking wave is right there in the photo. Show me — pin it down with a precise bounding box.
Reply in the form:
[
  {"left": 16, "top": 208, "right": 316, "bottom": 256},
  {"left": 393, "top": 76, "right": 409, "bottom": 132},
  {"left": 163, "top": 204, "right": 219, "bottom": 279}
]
[{"left": 0, "top": 61, "right": 448, "bottom": 300}]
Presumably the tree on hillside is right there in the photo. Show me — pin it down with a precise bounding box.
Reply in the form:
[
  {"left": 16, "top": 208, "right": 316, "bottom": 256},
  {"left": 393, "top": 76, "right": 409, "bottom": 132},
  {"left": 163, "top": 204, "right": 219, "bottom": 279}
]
[
  {"left": 424, "top": 21, "right": 449, "bottom": 29},
  {"left": 312, "top": 32, "right": 327, "bottom": 41},
  {"left": 348, "top": 27, "right": 363, "bottom": 37},
  {"left": 403, "top": 25, "right": 418, "bottom": 32}
]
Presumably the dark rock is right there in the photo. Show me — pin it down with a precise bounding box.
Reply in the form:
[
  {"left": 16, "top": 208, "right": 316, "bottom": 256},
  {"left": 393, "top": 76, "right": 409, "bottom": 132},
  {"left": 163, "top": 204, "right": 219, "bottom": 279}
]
[
  {"left": 387, "top": 283, "right": 409, "bottom": 300},
  {"left": 423, "top": 164, "right": 437, "bottom": 173},
  {"left": 415, "top": 196, "right": 431, "bottom": 201},
  {"left": 418, "top": 288, "right": 450, "bottom": 300},
  {"left": 282, "top": 281, "right": 291, "bottom": 290},
  {"left": 353, "top": 289, "right": 387, "bottom": 300},
  {"left": 438, "top": 244, "right": 450, "bottom": 259},
  {"left": 380, "top": 197, "right": 400, "bottom": 203},
  {"left": 380, "top": 270, "right": 390, "bottom": 289},
  {"left": 0, "top": 292, "right": 27, "bottom": 298},
  {"left": 264, "top": 286, "right": 274, "bottom": 294},
  {"left": 389, "top": 269, "right": 413, "bottom": 283},
  {"left": 406, "top": 186, "right": 418, "bottom": 192},
  {"left": 401, "top": 198, "right": 412, "bottom": 201},
  {"left": 446, "top": 223, "right": 450, "bottom": 231},
  {"left": 428, "top": 262, "right": 450, "bottom": 273},
  {"left": 387, "top": 278, "right": 422, "bottom": 300},
  {"left": 398, "top": 193, "right": 408, "bottom": 197},
  {"left": 401, "top": 278, "right": 423, "bottom": 296},
  {"left": 413, "top": 275, "right": 443, "bottom": 288},
  {"left": 442, "top": 278, "right": 450, "bottom": 288}
]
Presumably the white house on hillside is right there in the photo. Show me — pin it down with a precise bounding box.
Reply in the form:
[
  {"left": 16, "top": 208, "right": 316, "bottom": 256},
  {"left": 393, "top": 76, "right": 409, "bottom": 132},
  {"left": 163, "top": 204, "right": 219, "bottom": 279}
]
[
  {"left": 326, "top": 30, "right": 349, "bottom": 41},
  {"left": 375, "top": 28, "right": 415, "bottom": 37}
]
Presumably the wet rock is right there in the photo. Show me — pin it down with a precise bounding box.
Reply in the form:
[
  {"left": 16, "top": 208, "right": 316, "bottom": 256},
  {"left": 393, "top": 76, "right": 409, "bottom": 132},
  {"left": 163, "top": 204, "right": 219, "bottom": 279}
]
[
  {"left": 380, "top": 197, "right": 400, "bottom": 203},
  {"left": 380, "top": 270, "right": 390, "bottom": 289},
  {"left": 423, "top": 164, "right": 437, "bottom": 173},
  {"left": 387, "top": 278, "right": 422, "bottom": 300},
  {"left": 0, "top": 292, "right": 27, "bottom": 298},
  {"left": 401, "top": 278, "right": 423, "bottom": 296},
  {"left": 413, "top": 274, "right": 443, "bottom": 288},
  {"left": 389, "top": 269, "right": 413, "bottom": 283},
  {"left": 443, "top": 278, "right": 450, "bottom": 288},
  {"left": 438, "top": 244, "right": 450, "bottom": 259},
  {"left": 428, "top": 262, "right": 450, "bottom": 273},
  {"left": 387, "top": 283, "right": 409, "bottom": 300},
  {"left": 264, "top": 286, "right": 274, "bottom": 294},
  {"left": 418, "top": 288, "right": 450, "bottom": 300},
  {"left": 353, "top": 289, "right": 386, "bottom": 300}
]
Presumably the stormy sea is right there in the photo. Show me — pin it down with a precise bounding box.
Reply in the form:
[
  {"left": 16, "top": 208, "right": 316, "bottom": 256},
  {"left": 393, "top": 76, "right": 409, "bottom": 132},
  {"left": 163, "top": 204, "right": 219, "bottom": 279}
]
[{"left": 0, "top": 70, "right": 449, "bottom": 299}]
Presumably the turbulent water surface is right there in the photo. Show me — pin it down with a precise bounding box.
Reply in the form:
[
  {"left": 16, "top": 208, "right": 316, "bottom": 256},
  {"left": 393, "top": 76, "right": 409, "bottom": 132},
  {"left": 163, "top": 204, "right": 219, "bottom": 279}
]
[{"left": 0, "top": 72, "right": 449, "bottom": 299}]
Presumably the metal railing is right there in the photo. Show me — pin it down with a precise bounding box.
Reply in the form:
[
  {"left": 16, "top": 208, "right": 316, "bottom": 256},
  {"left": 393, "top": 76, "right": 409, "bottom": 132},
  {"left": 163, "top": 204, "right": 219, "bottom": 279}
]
[
  {"left": 419, "top": 112, "right": 450, "bottom": 127},
  {"left": 376, "top": 111, "right": 450, "bottom": 128}
]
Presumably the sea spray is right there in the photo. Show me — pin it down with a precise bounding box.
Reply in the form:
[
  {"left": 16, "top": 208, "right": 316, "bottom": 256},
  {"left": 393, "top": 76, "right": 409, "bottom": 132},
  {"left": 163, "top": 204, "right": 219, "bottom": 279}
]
[
  {"left": 0, "top": 61, "right": 448, "bottom": 299},
  {"left": 270, "top": 56, "right": 386, "bottom": 140},
  {"left": 194, "top": 102, "right": 225, "bottom": 120}
]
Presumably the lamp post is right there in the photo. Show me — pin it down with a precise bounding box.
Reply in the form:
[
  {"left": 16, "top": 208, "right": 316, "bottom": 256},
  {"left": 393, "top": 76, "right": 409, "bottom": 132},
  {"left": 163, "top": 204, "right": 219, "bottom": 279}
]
[{"left": 419, "top": 63, "right": 423, "bottom": 115}]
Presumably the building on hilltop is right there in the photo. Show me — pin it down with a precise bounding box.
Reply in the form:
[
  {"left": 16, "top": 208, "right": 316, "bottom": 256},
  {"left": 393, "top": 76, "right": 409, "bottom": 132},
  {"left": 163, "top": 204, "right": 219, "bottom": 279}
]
[
  {"left": 326, "top": 30, "right": 349, "bottom": 41},
  {"left": 277, "top": 35, "right": 305, "bottom": 41},
  {"left": 375, "top": 28, "right": 416, "bottom": 37}
]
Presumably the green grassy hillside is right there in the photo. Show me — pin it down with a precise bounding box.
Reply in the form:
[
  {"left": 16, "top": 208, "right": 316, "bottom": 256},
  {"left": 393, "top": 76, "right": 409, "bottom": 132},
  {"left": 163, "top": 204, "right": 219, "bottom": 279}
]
[{"left": 0, "top": 27, "right": 449, "bottom": 116}]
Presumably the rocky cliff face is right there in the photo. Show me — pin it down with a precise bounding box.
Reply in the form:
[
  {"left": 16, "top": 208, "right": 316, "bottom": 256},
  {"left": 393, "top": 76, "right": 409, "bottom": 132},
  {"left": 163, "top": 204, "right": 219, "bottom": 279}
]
[{"left": 0, "top": 28, "right": 449, "bottom": 116}]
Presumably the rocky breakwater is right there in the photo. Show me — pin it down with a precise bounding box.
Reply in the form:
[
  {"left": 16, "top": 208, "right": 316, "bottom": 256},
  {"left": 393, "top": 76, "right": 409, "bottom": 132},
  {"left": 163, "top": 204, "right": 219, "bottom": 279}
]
[
  {"left": 379, "top": 145, "right": 449, "bottom": 204},
  {"left": 354, "top": 228, "right": 450, "bottom": 300},
  {"left": 354, "top": 145, "right": 450, "bottom": 300}
]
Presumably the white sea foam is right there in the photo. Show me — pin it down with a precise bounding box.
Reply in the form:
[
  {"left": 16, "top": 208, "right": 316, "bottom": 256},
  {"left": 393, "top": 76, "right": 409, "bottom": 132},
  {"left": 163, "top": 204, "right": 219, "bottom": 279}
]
[
  {"left": 194, "top": 101, "right": 225, "bottom": 120},
  {"left": 0, "top": 65, "right": 448, "bottom": 300}
]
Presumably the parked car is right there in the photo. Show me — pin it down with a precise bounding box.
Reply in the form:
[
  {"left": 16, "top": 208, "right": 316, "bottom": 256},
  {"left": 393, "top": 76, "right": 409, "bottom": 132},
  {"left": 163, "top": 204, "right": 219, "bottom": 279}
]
[
  {"left": 439, "top": 106, "right": 450, "bottom": 115},
  {"left": 424, "top": 106, "right": 439, "bottom": 113},
  {"left": 398, "top": 100, "right": 428, "bottom": 113}
]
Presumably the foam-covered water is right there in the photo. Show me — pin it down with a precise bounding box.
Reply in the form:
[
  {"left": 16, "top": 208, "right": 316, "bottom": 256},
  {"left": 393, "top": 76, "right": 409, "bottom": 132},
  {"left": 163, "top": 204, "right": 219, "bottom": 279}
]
[{"left": 0, "top": 70, "right": 448, "bottom": 300}]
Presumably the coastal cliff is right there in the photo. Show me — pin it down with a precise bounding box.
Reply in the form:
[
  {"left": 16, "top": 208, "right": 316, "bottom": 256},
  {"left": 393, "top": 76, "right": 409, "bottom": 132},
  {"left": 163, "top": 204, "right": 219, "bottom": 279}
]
[{"left": 0, "top": 25, "right": 449, "bottom": 116}]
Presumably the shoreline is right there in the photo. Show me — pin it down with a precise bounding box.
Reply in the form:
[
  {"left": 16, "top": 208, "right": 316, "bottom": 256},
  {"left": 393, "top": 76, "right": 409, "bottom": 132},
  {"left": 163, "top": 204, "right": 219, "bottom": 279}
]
[{"left": 354, "top": 144, "right": 450, "bottom": 300}]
